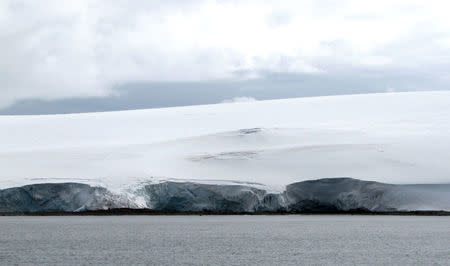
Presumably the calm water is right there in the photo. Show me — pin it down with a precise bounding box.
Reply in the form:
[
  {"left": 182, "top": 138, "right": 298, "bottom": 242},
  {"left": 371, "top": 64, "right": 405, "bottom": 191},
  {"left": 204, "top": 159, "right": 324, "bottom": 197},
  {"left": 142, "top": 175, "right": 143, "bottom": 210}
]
[{"left": 0, "top": 215, "right": 449, "bottom": 265}]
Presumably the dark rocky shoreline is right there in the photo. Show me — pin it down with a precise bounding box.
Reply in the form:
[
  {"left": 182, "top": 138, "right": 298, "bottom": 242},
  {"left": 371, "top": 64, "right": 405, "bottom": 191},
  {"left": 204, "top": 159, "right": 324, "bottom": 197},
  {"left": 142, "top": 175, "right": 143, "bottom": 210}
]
[{"left": 2, "top": 208, "right": 449, "bottom": 216}]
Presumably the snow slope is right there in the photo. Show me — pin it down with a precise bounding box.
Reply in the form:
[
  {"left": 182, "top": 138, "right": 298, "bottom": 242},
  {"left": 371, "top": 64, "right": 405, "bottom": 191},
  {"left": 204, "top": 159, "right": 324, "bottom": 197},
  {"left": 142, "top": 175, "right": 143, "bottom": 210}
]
[{"left": 1, "top": 91, "right": 450, "bottom": 194}]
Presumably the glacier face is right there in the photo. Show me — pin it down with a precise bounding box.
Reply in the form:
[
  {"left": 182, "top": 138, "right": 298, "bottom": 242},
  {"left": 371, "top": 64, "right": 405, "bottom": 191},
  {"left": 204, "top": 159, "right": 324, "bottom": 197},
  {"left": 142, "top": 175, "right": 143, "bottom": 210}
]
[
  {"left": 144, "top": 178, "right": 450, "bottom": 213},
  {"left": 285, "top": 178, "right": 450, "bottom": 212},
  {"left": 0, "top": 183, "right": 136, "bottom": 213},
  {"left": 1, "top": 178, "right": 448, "bottom": 213},
  {"left": 144, "top": 182, "right": 286, "bottom": 213}
]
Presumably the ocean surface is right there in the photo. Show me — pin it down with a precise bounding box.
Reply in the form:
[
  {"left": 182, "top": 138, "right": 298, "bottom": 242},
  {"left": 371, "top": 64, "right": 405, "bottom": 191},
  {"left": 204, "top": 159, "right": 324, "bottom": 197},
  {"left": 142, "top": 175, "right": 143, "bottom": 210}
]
[{"left": 0, "top": 215, "right": 449, "bottom": 265}]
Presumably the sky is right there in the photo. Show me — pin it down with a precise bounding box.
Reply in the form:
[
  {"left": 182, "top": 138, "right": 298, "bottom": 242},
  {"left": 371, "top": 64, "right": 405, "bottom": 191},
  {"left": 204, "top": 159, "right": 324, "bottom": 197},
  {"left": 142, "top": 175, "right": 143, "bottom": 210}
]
[{"left": 1, "top": 0, "right": 450, "bottom": 114}]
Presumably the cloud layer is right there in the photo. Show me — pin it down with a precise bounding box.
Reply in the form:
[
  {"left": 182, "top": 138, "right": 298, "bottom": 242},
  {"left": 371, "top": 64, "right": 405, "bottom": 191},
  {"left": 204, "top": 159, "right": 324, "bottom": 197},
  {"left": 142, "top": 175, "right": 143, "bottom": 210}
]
[{"left": 1, "top": 0, "right": 450, "bottom": 108}]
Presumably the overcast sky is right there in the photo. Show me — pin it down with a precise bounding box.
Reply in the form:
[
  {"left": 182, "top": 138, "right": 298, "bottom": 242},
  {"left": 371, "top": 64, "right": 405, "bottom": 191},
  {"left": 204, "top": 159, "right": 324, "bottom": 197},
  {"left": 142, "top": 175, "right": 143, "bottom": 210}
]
[{"left": 1, "top": 0, "right": 450, "bottom": 114}]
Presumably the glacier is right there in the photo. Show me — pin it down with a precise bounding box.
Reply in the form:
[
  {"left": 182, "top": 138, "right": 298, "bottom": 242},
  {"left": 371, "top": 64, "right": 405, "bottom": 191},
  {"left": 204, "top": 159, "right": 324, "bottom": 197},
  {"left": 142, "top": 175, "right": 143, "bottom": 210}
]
[
  {"left": 143, "top": 178, "right": 450, "bottom": 212},
  {"left": 0, "top": 183, "right": 136, "bottom": 213},
  {"left": 1, "top": 91, "right": 450, "bottom": 213},
  {"left": 1, "top": 178, "right": 449, "bottom": 213}
]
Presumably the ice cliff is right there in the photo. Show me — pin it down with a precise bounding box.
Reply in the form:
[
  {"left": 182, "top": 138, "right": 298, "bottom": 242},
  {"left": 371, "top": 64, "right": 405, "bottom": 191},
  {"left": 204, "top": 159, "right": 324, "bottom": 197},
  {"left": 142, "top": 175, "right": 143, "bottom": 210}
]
[
  {"left": 1, "top": 178, "right": 448, "bottom": 213},
  {"left": 0, "top": 183, "right": 135, "bottom": 213}
]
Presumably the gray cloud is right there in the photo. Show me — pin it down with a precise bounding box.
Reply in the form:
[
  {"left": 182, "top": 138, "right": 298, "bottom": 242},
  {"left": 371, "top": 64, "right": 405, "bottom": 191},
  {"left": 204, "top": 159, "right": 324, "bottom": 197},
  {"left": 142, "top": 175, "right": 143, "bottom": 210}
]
[
  {"left": 2, "top": 70, "right": 448, "bottom": 115},
  {"left": 1, "top": 0, "right": 450, "bottom": 113}
]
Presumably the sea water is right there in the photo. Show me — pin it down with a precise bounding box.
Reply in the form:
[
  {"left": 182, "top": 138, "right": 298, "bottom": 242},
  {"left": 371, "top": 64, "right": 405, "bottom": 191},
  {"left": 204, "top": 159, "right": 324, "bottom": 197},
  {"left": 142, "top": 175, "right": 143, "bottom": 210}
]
[{"left": 0, "top": 215, "right": 449, "bottom": 265}]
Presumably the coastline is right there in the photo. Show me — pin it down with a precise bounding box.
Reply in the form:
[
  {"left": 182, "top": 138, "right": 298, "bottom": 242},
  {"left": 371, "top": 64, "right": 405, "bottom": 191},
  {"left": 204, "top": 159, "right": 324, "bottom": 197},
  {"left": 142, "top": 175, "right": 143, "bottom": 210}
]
[{"left": 2, "top": 208, "right": 449, "bottom": 216}]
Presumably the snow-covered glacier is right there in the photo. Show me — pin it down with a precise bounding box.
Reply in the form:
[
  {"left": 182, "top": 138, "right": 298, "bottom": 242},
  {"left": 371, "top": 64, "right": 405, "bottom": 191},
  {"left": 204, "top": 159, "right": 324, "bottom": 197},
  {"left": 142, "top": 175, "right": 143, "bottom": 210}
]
[{"left": 1, "top": 91, "right": 450, "bottom": 213}]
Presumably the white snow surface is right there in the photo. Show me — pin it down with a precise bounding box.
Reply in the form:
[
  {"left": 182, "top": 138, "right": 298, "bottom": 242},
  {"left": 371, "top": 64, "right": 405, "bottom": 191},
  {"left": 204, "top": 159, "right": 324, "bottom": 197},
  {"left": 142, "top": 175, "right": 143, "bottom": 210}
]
[{"left": 1, "top": 91, "right": 450, "bottom": 192}]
